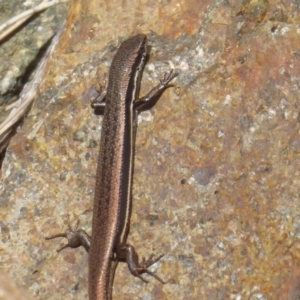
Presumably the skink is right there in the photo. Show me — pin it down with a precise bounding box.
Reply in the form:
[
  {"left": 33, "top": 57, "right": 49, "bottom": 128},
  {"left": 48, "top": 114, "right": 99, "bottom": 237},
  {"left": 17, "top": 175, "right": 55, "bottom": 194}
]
[{"left": 47, "top": 34, "right": 177, "bottom": 300}]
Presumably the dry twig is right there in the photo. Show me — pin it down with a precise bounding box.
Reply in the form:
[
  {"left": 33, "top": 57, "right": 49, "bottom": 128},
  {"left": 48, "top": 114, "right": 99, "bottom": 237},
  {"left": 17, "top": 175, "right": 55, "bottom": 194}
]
[
  {"left": 0, "top": 0, "right": 69, "bottom": 41},
  {"left": 0, "top": 23, "right": 65, "bottom": 152}
]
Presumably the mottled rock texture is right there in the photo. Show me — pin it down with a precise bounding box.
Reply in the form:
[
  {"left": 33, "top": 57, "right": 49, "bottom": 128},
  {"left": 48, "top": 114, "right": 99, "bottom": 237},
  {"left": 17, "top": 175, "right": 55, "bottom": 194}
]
[{"left": 1, "top": 0, "right": 300, "bottom": 299}]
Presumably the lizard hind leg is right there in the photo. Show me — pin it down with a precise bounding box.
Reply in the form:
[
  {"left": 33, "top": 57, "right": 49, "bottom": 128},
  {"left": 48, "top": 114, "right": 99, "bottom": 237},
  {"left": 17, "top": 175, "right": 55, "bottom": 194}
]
[{"left": 116, "top": 243, "right": 165, "bottom": 284}]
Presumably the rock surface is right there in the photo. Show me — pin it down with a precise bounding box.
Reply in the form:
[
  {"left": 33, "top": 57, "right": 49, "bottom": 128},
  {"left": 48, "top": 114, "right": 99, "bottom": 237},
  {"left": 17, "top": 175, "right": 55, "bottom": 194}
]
[{"left": 1, "top": 0, "right": 300, "bottom": 299}]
